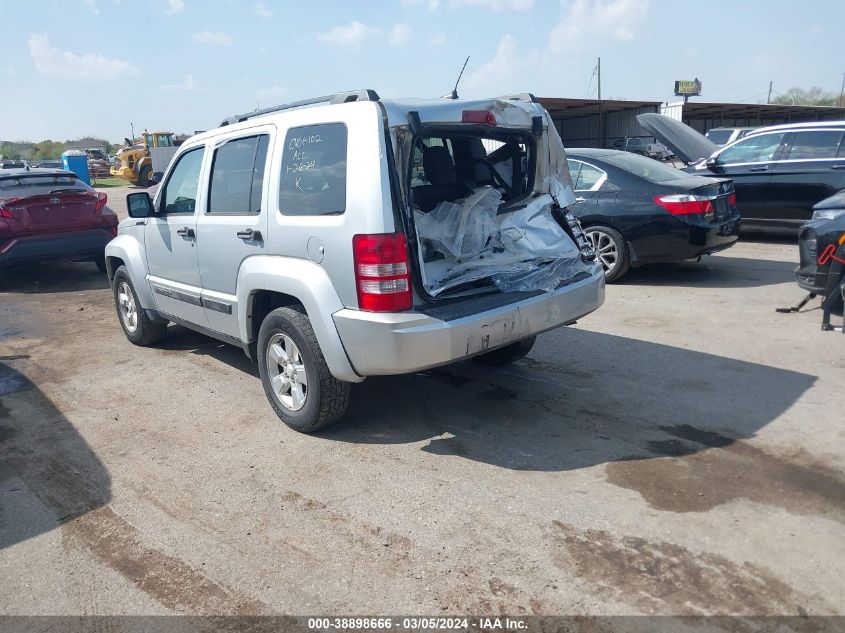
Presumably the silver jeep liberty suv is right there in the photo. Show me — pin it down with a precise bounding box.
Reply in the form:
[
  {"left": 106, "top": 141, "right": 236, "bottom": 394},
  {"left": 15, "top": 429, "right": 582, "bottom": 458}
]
[{"left": 106, "top": 90, "right": 604, "bottom": 432}]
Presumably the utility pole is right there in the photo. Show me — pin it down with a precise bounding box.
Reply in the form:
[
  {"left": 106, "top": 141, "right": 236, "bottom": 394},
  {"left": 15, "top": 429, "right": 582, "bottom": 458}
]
[
  {"left": 767, "top": 81, "right": 773, "bottom": 104},
  {"left": 130, "top": 122, "right": 135, "bottom": 141},
  {"left": 597, "top": 57, "right": 601, "bottom": 101},
  {"left": 839, "top": 72, "right": 845, "bottom": 107}
]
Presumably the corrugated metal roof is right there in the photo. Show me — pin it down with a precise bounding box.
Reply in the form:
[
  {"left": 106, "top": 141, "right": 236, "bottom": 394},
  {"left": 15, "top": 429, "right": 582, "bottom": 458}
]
[
  {"left": 679, "top": 101, "right": 845, "bottom": 122},
  {"left": 538, "top": 97, "right": 662, "bottom": 119}
]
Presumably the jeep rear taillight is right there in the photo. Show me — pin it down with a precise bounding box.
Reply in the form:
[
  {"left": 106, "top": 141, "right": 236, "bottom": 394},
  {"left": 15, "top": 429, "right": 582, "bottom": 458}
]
[{"left": 352, "top": 233, "right": 412, "bottom": 312}]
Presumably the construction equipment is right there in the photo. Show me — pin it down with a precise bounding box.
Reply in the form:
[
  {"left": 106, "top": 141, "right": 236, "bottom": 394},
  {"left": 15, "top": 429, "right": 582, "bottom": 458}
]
[{"left": 110, "top": 131, "right": 178, "bottom": 186}]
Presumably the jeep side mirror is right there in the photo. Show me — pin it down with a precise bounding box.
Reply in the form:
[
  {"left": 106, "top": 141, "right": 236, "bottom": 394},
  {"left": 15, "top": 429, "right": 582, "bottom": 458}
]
[
  {"left": 150, "top": 171, "right": 164, "bottom": 185},
  {"left": 705, "top": 157, "right": 718, "bottom": 170},
  {"left": 127, "top": 192, "right": 154, "bottom": 218}
]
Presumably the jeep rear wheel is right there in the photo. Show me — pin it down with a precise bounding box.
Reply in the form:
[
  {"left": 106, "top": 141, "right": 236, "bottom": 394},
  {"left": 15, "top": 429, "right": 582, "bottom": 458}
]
[{"left": 257, "top": 306, "right": 350, "bottom": 433}]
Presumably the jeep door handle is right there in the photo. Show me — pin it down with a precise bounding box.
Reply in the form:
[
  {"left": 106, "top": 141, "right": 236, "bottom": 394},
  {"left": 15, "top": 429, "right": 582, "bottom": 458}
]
[
  {"left": 831, "top": 164, "right": 845, "bottom": 170},
  {"left": 749, "top": 166, "right": 769, "bottom": 172},
  {"left": 176, "top": 227, "right": 194, "bottom": 238},
  {"left": 575, "top": 197, "right": 586, "bottom": 203},
  {"left": 236, "top": 229, "right": 261, "bottom": 240}
]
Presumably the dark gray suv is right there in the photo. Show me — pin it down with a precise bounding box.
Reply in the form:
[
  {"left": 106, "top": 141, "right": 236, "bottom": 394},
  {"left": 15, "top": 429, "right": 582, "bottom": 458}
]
[{"left": 640, "top": 115, "right": 845, "bottom": 231}]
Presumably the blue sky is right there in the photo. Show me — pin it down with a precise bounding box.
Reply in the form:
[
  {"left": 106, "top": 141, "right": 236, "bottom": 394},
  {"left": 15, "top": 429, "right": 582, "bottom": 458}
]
[{"left": 1, "top": 0, "right": 843, "bottom": 142}]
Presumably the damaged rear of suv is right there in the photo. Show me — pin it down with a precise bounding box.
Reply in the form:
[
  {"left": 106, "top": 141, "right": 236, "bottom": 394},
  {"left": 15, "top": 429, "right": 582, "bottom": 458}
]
[{"left": 106, "top": 90, "right": 605, "bottom": 432}]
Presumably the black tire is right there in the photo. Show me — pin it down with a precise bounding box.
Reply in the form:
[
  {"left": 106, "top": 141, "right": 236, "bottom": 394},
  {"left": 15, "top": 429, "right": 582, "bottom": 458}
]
[
  {"left": 112, "top": 265, "right": 167, "bottom": 346},
  {"left": 473, "top": 336, "right": 536, "bottom": 367},
  {"left": 584, "top": 225, "right": 630, "bottom": 283},
  {"left": 137, "top": 164, "right": 152, "bottom": 187},
  {"left": 94, "top": 255, "right": 107, "bottom": 273},
  {"left": 257, "top": 306, "right": 350, "bottom": 433}
]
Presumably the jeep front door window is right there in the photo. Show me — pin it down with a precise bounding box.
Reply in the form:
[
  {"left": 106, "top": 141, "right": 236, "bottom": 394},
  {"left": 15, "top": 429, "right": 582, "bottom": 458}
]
[{"left": 161, "top": 147, "right": 203, "bottom": 214}]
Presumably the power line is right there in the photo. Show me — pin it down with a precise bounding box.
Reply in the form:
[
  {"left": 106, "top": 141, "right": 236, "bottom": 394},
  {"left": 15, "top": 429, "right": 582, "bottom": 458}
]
[{"left": 585, "top": 63, "right": 598, "bottom": 99}]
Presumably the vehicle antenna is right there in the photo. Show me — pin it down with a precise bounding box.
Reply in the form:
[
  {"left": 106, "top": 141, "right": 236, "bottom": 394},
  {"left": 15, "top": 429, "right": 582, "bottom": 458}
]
[{"left": 445, "top": 56, "right": 470, "bottom": 100}]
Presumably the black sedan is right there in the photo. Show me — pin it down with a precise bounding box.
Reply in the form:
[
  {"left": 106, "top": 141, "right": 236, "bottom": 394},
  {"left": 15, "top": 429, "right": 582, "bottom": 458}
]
[{"left": 566, "top": 149, "right": 741, "bottom": 282}]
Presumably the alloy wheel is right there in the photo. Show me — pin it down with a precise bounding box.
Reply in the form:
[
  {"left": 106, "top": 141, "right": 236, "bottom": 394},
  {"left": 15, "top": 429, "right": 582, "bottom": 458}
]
[
  {"left": 266, "top": 333, "right": 308, "bottom": 411},
  {"left": 585, "top": 229, "right": 619, "bottom": 274},
  {"left": 117, "top": 281, "right": 138, "bottom": 333}
]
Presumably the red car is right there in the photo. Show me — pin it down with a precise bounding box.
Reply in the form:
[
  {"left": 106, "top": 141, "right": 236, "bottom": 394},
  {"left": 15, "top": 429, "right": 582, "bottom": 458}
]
[{"left": 0, "top": 169, "right": 118, "bottom": 272}]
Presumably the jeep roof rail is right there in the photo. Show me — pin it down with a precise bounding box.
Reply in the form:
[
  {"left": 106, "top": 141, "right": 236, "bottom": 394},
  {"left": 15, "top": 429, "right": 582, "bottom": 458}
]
[
  {"left": 498, "top": 93, "right": 539, "bottom": 103},
  {"left": 220, "top": 89, "right": 381, "bottom": 126}
]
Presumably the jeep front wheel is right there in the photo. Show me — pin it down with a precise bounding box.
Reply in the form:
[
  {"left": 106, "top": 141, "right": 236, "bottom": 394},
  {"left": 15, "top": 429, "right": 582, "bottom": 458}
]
[
  {"left": 112, "top": 266, "right": 167, "bottom": 346},
  {"left": 257, "top": 306, "right": 350, "bottom": 433}
]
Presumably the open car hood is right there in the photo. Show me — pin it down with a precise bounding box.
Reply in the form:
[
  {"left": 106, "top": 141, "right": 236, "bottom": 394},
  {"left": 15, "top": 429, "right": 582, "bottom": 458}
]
[
  {"left": 814, "top": 189, "right": 845, "bottom": 211},
  {"left": 637, "top": 113, "right": 718, "bottom": 165}
]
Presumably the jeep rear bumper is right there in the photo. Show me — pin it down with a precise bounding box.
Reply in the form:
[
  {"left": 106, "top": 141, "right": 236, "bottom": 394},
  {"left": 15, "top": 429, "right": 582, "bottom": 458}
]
[{"left": 332, "top": 268, "right": 604, "bottom": 376}]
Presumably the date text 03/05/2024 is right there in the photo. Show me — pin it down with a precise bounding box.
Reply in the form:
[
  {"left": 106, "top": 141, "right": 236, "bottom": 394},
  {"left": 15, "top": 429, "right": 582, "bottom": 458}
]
[{"left": 307, "top": 617, "right": 528, "bottom": 630}]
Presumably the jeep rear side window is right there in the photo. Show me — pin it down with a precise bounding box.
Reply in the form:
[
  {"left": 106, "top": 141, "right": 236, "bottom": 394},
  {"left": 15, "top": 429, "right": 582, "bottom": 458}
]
[
  {"left": 208, "top": 135, "right": 269, "bottom": 215},
  {"left": 279, "top": 123, "right": 347, "bottom": 216}
]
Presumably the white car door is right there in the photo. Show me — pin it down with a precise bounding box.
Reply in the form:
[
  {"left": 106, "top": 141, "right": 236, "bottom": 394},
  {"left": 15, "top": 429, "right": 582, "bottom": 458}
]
[
  {"left": 196, "top": 128, "right": 273, "bottom": 337},
  {"left": 144, "top": 144, "right": 209, "bottom": 327}
]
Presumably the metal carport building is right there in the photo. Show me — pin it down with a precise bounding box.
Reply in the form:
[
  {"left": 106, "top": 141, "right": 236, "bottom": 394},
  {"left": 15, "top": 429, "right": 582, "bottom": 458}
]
[
  {"left": 661, "top": 101, "right": 845, "bottom": 135},
  {"left": 538, "top": 97, "right": 661, "bottom": 149}
]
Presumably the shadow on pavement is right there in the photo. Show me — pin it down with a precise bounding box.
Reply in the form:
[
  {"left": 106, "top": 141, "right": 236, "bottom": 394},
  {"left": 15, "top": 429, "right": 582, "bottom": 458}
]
[
  {"left": 157, "top": 325, "right": 259, "bottom": 377},
  {"left": 619, "top": 255, "right": 797, "bottom": 289},
  {"left": 321, "top": 329, "right": 816, "bottom": 472},
  {"left": 739, "top": 232, "right": 798, "bottom": 245},
  {"left": 0, "top": 362, "right": 111, "bottom": 549},
  {"left": 0, "top": 262, "right": 109, "bottom": 294}
]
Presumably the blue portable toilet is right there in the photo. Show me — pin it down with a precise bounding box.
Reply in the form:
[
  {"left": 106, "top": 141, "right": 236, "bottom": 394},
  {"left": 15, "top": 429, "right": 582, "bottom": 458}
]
[{"left": 61, "top": 149, "right": 90, "bottom": 185}]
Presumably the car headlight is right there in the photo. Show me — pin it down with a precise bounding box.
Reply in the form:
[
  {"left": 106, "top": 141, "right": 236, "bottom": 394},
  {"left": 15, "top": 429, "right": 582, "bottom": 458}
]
[{"left": 811, "top": 208, "right": 845, "bottom": 221}]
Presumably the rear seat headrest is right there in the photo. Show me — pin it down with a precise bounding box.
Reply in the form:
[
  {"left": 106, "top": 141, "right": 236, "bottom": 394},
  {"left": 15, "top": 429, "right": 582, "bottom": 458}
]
[{"left": 423, "top": 146, "right": 457, "bottom": 186}]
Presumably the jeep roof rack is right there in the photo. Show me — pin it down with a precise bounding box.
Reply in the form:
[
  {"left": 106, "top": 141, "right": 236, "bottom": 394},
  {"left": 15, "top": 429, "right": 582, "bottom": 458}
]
[{"left": 220, "top": 89, "right": 381, "bottom": 126}]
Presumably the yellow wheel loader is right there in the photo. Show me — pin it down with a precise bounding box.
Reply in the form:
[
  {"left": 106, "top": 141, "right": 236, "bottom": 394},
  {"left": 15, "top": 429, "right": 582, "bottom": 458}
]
[{"left": 110, "top": 131, "right": 178, "bottom": 186}]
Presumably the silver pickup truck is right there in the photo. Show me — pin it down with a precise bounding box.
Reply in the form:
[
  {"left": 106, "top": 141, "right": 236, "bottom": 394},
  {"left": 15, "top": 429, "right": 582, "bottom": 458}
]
[{"left": 105, "top": 90, "right": 605, "bottom": 432}]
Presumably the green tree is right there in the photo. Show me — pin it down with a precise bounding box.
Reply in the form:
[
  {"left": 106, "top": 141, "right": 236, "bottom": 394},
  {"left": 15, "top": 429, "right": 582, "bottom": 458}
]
[
  {"left": 772, "top": 86, "right": 837, "bottom": 106},
  {"left": 0, "top": 143, "right": 22, "bottom": 160},
  {"left": 32, "top": 140, "right": 67, "bottom": 161}
]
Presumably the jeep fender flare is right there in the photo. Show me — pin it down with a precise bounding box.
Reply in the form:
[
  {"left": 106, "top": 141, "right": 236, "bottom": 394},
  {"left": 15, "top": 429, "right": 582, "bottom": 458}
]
[
  {"left": 104, "top": 234, "right": 155, "bottom": 309},
  {"left": 236, "top": 256, "right": 363, "bottom": 383}
]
